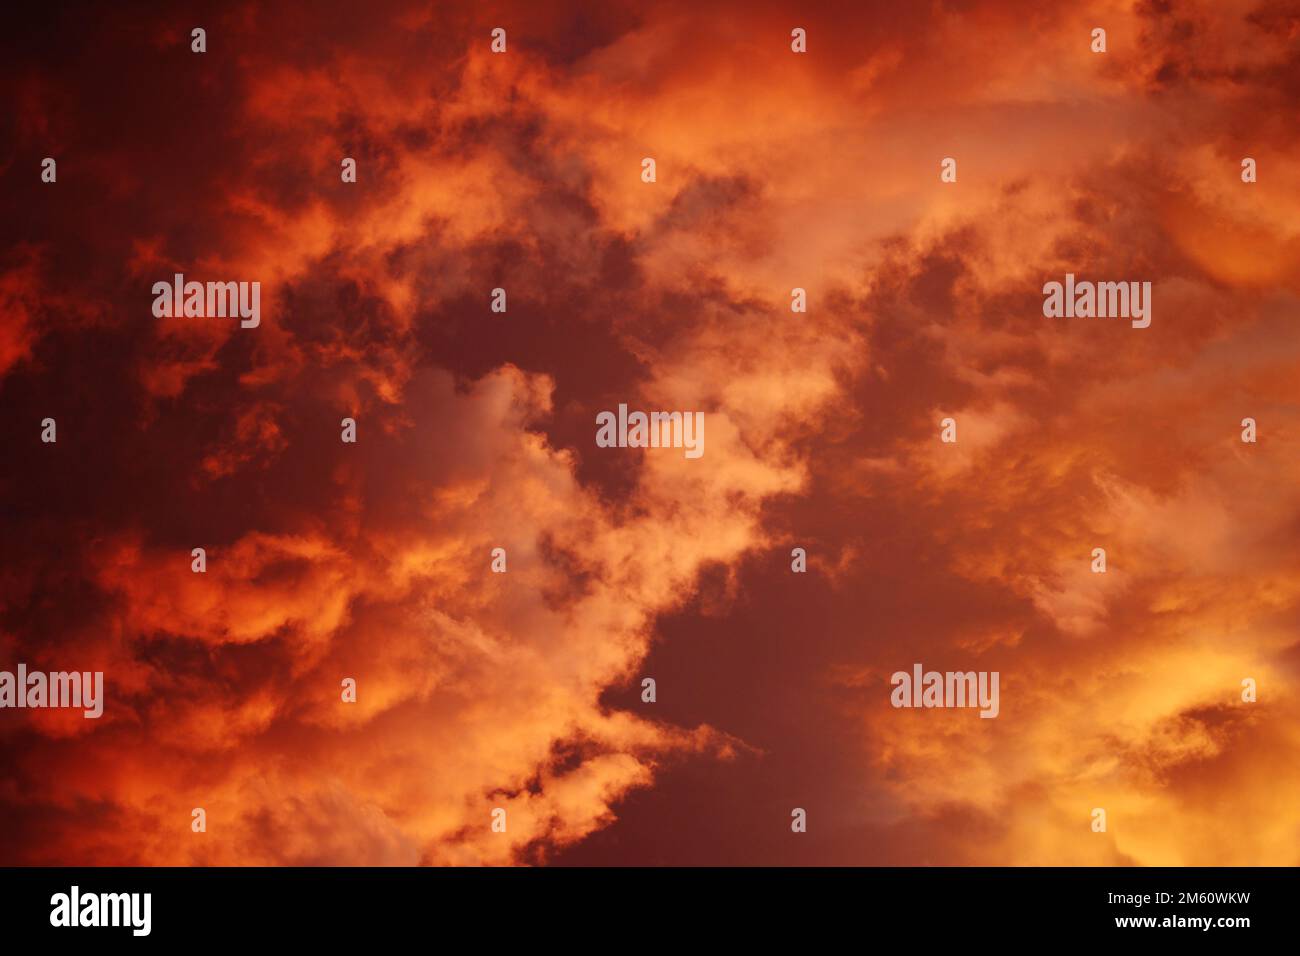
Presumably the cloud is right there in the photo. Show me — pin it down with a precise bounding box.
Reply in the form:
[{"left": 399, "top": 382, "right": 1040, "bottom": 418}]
[{"left": 3, "top": 0, "right": 1298, "bottom": 867}]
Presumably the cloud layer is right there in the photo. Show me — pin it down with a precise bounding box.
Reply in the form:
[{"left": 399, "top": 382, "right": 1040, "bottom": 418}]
[{"left": 1, "top": 0, "right": 1298, "bottom": 865}]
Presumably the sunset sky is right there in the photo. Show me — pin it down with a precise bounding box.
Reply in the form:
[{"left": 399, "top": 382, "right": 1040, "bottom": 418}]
[{"left": 2, "top": 0, "right": 1299, "bottom": 866}]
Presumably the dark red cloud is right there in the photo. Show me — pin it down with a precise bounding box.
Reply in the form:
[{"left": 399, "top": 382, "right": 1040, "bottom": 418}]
[{"left": 2, "top": 0, "right": 1298, "bottom": 866}]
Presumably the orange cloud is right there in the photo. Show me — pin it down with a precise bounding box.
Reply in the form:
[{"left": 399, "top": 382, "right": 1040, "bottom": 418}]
[{"left": 2, "top": 0, "right": 1298, "bottom": 868}]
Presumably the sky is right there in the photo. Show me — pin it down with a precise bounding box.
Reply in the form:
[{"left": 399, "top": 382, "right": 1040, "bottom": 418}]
[{"left": 1, "top": 0, "right": 1298, "bottom": 866}]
